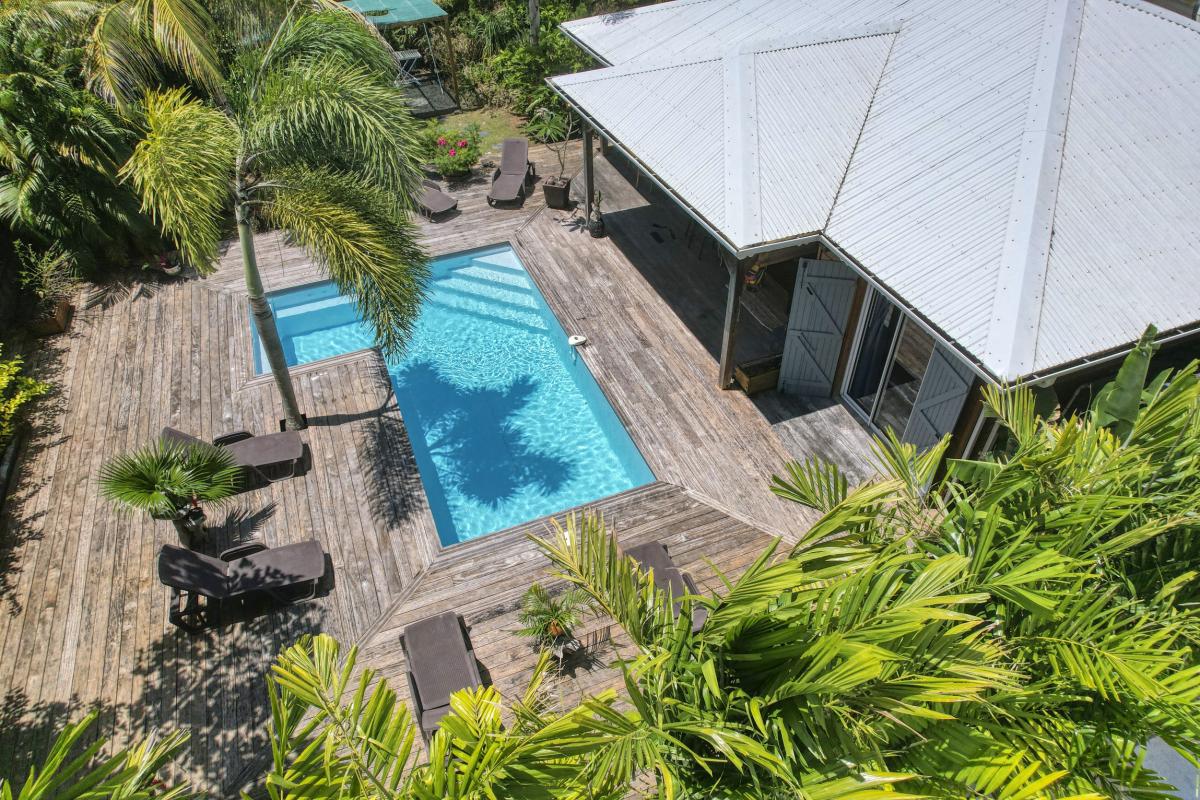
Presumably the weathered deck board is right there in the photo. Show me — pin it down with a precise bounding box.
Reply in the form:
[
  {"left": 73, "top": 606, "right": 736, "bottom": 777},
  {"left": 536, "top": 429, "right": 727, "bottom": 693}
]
[{"left": 0, "top": 142, "right": 873, "bottom": 793}]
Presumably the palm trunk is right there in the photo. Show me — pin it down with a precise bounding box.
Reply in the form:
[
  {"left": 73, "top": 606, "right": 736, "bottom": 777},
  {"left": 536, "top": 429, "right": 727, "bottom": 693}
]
[
  {"left": 529, "top": 0, "right": 539, "bottom": 47},
  {"left": 237, "top": 202, "right": 306, "bottom": 431}
]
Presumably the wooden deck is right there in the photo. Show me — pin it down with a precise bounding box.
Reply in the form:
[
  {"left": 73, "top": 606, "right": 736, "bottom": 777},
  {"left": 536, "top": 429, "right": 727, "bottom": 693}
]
[{"left": 0, "top": 142, "right": 873, "bottom": 792}]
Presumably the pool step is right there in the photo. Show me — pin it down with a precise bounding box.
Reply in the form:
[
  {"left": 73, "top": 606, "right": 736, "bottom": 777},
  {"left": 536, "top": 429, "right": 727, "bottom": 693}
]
[
  {"left": 274, "top": 293, "right": 353, "bottom": 319},
  {"left": 428, "top": 288, "right": 547, "bottom": 331},
  {"left": 451, "top": 265, "right": 535, "bottom": 293},
  {"left": 469, "top": 251, "right": 527, "bottom": 274},
  {"left": 438, "top": 276, "right": 539, "bottom": 311}
]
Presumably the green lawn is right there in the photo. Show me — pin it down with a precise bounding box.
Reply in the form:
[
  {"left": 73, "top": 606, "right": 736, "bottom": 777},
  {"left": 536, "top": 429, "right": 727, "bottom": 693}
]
[{"left": 437, "top": 108, "right": 527, "bottom": 156}]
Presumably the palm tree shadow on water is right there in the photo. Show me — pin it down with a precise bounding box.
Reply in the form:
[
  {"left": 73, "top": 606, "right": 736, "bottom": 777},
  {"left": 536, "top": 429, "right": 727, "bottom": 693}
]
[{"left": 391, "top": 361, "right": 574, "bottom": 509}]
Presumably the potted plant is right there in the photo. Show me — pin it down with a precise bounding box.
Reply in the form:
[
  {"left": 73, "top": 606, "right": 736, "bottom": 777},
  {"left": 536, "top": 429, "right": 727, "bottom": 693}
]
[
  {"left": 430, "top": 124, "right": 482, "bottom": 180},
  {"left": 526, "top": 108, "right": 576, "bottom": 210},
  {"left": 99, "top": 441, "right": 242, "bottom": 546},
  {"left": 587, "top": 190, "right": 605, "bottom": 238},
  {"left": 516, "top": 583, "right": 593, "bottom": 661},
  {"left": 17, "top": 244, "right": 78, "bottom": 336}
]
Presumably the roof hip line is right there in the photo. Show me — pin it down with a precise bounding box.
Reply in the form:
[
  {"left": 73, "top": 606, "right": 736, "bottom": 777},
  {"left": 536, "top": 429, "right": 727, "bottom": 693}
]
[
  {"left": 981, "top": 0, "right": 1085, "bottom": 379},
  {"left": 821, "top": 25, "right": 902, "bottom": 232}
]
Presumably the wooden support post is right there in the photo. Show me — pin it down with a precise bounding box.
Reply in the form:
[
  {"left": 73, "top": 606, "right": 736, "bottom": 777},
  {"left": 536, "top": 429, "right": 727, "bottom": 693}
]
[
  {"left": 583, "top": 126, "right": 595, "bottom": 219},
  {"left": 719, "top": 253, "right": 749, "bottom": 389},
  {"left": 441, "top": 19, "right": 459, "bottom": 99}
]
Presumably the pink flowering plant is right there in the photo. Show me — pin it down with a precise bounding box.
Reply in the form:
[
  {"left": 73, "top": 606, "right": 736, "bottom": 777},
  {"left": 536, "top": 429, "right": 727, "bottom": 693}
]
[{"left": 430, "top": 126, "right": 481, "bottom": 177}]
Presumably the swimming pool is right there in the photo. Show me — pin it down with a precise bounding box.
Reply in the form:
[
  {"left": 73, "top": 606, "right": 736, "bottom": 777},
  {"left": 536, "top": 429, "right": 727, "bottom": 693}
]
[{"left": 251, "top": 244, "right": 654, "bottom": 545}]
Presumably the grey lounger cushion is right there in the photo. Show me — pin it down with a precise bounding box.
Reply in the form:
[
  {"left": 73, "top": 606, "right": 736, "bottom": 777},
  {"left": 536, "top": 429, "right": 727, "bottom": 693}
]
[
  {"left": 497, "top": 138, "right": 531, "bottom": 174},
  {"left": 161, "top": 426, "right": 302, "bottom": 472},
  {"left": 402, "top": 611, "right": 482, "bottom": 736},
  {"left": 488, "top": 171, "right": 527, "bottom": 203},
  {"left": 419, "top": 180, "right": 457, "bottom": 216},
  {"left": 487, "top": 138, "right": 534, "bottom": 204},
  {"left": 220, "top": 432, "right": 303, "bottom": 471},
  {"left": 158, "top": 541, "right": 326, "bottom": 600}
]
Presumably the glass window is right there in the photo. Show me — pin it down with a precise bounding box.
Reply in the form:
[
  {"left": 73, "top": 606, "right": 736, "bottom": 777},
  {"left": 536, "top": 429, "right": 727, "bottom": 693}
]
[{"left": 847, "top": 292, "right": 900, "bottom": 416}]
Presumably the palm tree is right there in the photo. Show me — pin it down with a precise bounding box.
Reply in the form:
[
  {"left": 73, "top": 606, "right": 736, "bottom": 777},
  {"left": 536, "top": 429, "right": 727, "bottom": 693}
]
[
  {"left": 516, "top": 582, "right": 593, "bottom": 650},
  {"left": 122, "top": 6, "right": 429, "bottom": 431}
]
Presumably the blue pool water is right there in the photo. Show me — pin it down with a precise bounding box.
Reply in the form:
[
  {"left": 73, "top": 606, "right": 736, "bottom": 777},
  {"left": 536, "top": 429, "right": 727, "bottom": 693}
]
[{"left": 252, "top": 244, "right": 654, "bottom": 545}]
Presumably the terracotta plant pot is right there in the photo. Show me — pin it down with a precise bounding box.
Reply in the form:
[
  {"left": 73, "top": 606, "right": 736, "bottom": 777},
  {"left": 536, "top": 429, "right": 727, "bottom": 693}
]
[{"left": 29, "top": 299, "right": 74, "bottom": 337}]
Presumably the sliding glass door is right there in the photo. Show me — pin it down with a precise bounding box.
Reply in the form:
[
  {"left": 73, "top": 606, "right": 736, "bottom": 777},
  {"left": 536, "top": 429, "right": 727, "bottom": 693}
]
[{"left": 843, "top": 288, "right": 968, "bottom": 448}]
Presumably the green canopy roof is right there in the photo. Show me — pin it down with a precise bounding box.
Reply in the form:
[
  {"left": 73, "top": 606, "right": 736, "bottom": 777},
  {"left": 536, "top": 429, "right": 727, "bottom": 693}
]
[{"left": 340, "top": 0, "right": 446, "bottom": 26}]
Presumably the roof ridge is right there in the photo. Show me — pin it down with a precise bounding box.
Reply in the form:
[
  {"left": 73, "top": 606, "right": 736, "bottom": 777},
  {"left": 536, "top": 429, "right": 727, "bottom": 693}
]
[{"left": 981, "top": 0, "right": 1085, "bottom": 380}]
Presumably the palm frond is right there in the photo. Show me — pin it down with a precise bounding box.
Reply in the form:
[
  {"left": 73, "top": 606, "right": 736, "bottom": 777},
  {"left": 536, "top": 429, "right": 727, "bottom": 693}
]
[
  {"left": 772, "top": 457, "right": 850, "bottom": 513},
  {"left": 265, "top": 633, "right": 416, "bottom": 798},
  {"left": 252, "top": 7, "right": 398, "bottom": 83},
  {"left": 264, "top": 168, "right": 428, "bottom": 358},
  {"left": 0, "top": 709, "right": 192, "bottom": 799},
  {"left": 247, "top": 57, "right": 425, "bottom": 199},
  {"left": 532, "top": 512, "right": 678, "bottom": 649},
  {"left": 121, "top": 88, "right": 236, "bottom": 272}
]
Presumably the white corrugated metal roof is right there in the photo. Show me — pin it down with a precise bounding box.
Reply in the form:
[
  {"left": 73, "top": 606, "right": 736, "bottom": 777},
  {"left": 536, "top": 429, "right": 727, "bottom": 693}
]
[
  {"left": 552, "top": 28, "right": 896, "bottom": 245},
  {"left": 552, "top": 0, "right": 1200, "bottom": 382}
]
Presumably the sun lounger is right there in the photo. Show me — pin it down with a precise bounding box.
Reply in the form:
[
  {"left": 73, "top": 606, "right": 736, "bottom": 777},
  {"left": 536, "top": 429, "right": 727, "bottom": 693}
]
[
  {"left": 401, "top": 611, "right": 484, "bottom": 741},
  {"left": 162, "top": 426, "right": 303, "bottom": 482},
  {"left": 625, "top": 541, "right": 708, "bottom": 632},
  {"left": 418, "top": 179, "right": 458, "bottom": 219},
  {"left": 487, "top": 137, "right": 536, "bottom": 207},
  {"left": 158, "top": 540, "right": 327, "bottom": 632}
]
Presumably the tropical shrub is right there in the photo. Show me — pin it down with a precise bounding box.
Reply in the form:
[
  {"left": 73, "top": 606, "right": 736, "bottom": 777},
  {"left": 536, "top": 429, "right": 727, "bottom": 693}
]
[
  {"left": 428, "top": 125, "right": 482, "bottom": 176},
  {"left": 525, "top": 106, "right": 578, "bottom": 180},
  {"left": 515, "top": 582, "right": 593, "bottom": 648},
  {"left": 16, "top": 244, "right": 79, "bottom": 317},
  {"left": 0, "top": 10, "right": 159, "bottom": 276},
  {"left": 0, "top": 346, "right": 48, "bottom": 447}
]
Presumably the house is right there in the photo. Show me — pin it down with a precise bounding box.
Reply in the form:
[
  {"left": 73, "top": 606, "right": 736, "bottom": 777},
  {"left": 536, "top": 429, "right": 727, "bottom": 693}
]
[{"left": 550, "top": 0, "right": 1200, "bottom": 457}]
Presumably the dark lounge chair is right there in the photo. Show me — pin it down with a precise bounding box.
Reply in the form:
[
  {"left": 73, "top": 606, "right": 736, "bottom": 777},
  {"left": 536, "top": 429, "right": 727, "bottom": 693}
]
[
  {"left": 625, "top": 541, "right": 709, "bottom": 632},
  {"left": 162, "top": 426, "right": 303, "bottom": 482},
  {"left": 418, "top": 179, "right": 458, "bottom": 219},
  {"left": 400, "top": 611, "right": 484, "bottom": 741},
  {"left": 486, "top": 138, "right": 536, "bottom": 207},
  {"left": 158, "top": 540, "right": 326, "bottom": 632}
]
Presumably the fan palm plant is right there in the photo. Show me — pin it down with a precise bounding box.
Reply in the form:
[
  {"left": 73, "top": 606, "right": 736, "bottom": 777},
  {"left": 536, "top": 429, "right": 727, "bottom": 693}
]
[
  {"left": 99, "top": 440, "right": 241, "bottom": 540},
  {"left": 122, "top": 6, "right": 429, "bottom": 431}
]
